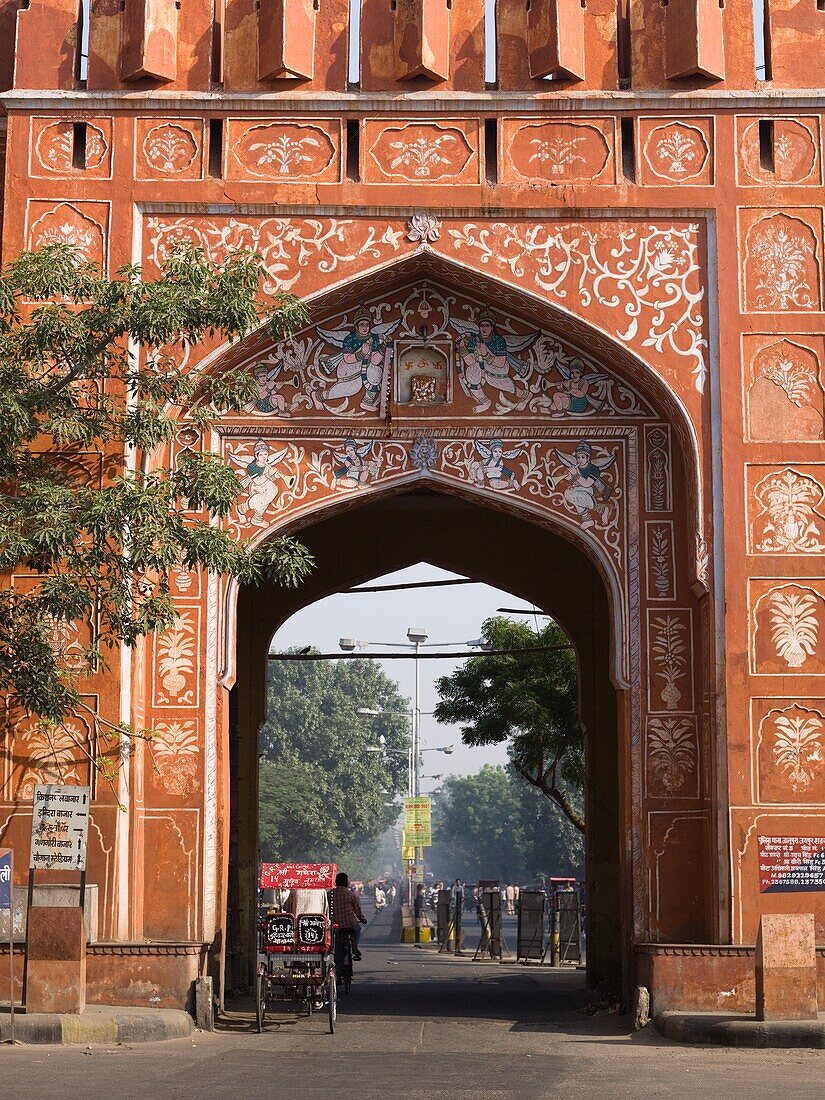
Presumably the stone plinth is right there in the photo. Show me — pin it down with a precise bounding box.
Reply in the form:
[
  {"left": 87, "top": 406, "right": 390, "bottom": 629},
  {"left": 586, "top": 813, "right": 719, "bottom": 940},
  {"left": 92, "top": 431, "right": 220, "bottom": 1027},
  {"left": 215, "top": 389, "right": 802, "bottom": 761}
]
[
  {"left": 755, "top": 914, "right": 818, "bottom": 1022},
  {"left": 26, "top": 906, "right": 86, "bottom": 1014}
]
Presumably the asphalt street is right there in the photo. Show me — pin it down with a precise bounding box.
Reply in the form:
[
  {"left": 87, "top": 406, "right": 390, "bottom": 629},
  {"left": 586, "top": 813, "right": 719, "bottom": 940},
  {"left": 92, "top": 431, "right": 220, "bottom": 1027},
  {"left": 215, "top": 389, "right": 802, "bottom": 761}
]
[{"left": 1, "top": 906, "right": 823, "bottom": 1098}]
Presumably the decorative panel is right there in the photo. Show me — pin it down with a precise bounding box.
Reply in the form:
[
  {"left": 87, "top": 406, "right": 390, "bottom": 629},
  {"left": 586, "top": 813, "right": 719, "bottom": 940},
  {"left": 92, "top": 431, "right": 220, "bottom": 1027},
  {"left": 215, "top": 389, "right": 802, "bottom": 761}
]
[
  {"left": 226, "top": 118, "right": 341, "bottom": 183},
  {"left": 499, "top": 117, "right": 616, "bottom": 184},
  {"left": 361, "top": 119, "right": 481, "bottom": 185}
]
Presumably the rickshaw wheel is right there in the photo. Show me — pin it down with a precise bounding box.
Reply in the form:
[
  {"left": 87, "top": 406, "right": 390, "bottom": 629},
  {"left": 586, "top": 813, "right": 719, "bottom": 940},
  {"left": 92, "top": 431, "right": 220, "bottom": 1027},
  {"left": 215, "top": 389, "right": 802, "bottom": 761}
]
[
  {"left": 327, "top": 972, "right": 337, "bottom": 1034},
  {"left": 255, "top": 971, "right": 265, "bottom": 1033}
]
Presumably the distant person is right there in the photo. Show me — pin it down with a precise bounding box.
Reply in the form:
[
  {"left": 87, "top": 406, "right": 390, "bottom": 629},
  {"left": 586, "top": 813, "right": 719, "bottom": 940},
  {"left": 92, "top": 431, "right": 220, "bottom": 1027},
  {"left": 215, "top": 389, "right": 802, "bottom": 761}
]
[
  {"left": 387, "top": 883, "right": 397, "bottom": 907},
  {"left": 513, "top": 884, "right": 520, "bottom": 911},
  {"left": 374, "top": 884, "right": 386, "bottom": 911},
  {"left": 506, "top": 884, "right": 515, "bottom": 915},
  {"left": 413, "top": 884, "right": 426, "bottom": 943},
  {"left": 329, "top": 871, "right": 368, "bottom": 960}
]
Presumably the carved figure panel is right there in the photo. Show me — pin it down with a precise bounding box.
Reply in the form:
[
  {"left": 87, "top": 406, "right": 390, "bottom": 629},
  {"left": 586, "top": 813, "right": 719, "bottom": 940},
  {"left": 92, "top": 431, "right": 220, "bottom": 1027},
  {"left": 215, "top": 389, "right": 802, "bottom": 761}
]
[
  {"left": 647, "top": 609, "right": 694, "bottom": 714},
  {"left": 30, "top": 117, "right": 113, "bottom": 179},
  {"left": 219, "top": 432, "right": 628, "bottom": 570},
  {"left": 750, "top": 580, "right": 825, "bottom": 676},
  {"left": 754, "top": 700, "right": 825, "bottom": 804},
  {"left": 227, "top": 119, "right": 340, "bottom": 182},
  {"left": 740, "top": 210, "right": 823, "bottom": 312},
  {"left": 500, "top": 118, "right": 615, "bottom": 184},
  {"left": 638, "top": 118, "right": 713, "bottom": 186},
  {"left": 646, "top": 716, "right": 699, "bottom": 798},
  {"left": 136, "top": 119, "right": 204, "bottom": 180},
  {"left": 743, "top": 336, "right": 824, "bottom": 443},
  {"left": 645, "top": 521, "right": 677, "bottom": 601},
  {"left": 27, "top": 200, "right": 109, "bottom": 269},
  {"left": 737, "top": 117, "right": 822, "bottom": 187},
  {"left": 363, "top": 120, "right": 479, "bottom": 184},
  {"left": 747, "top": 465, "right": 825, "bottom": 555},
  {"left": 229, "top": 283, "right": 655, "bottom": 421}
]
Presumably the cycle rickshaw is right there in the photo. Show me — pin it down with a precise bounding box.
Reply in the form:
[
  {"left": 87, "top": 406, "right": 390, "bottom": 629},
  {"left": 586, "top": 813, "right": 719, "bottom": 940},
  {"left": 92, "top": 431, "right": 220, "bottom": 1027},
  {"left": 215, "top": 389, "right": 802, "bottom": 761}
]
[{"left": 256, "top": 862, "right": 339, "bottom": 1034}]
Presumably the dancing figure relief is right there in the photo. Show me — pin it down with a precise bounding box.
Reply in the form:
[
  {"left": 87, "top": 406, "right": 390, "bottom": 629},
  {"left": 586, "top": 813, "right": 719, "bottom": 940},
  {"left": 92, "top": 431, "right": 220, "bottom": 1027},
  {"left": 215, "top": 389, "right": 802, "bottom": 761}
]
[
  {"left": 316, "top": 309, "right": 396, "bottom": 413},
  {"left": 453, "top": 312, "right": 537, "bottom": 413},
  {"left": 552, "top": 441, "right": 617, "bottom": 530}
]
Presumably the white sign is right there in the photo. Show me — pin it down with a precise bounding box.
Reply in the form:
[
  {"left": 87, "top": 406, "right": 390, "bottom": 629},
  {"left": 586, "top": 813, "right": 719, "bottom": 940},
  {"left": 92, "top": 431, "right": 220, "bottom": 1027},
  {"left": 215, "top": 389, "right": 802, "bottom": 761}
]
[{"left": 30, "top": 784, "right": 90, "bottom": 871}]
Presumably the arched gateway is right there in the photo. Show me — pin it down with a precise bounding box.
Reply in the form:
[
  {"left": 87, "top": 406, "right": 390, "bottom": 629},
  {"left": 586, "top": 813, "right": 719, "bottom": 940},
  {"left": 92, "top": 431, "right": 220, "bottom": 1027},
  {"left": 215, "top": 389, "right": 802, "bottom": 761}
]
[
  {"left": 4, "top": 0, "right": 825, "bottom": 1017},
  {"left": 135, "top": 234, "right": 715, "bottom": 1005}
]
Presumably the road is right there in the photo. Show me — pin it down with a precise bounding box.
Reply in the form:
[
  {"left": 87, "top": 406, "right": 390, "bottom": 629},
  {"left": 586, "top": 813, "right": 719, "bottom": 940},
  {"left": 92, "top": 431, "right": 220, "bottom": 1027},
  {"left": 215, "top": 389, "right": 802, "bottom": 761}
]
[{"left": 1, "top": 906, "right": 823, "bottom": 1098}]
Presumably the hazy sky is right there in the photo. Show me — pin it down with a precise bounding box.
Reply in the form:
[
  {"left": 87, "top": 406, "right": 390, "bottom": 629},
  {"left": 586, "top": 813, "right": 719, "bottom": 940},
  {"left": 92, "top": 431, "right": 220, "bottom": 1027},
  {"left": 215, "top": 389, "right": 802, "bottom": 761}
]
[{"left": 271, "top": 562, "right": 547, "bottom": 795}]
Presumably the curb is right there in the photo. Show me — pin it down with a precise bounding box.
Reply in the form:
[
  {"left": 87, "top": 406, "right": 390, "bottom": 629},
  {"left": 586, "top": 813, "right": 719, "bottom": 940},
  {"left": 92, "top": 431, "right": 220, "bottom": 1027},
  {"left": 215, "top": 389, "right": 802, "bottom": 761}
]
[
  {"left": 0, "top": 1009, "right": 193, "bottom": 1045},
  {"left": 655, "top": 1011, "right": 825, "bottom": 1048}
]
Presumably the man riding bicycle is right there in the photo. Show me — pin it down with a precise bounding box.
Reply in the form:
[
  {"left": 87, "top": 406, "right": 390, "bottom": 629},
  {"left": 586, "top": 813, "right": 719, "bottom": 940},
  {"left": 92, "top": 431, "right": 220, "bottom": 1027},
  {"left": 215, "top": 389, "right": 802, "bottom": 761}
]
[{"left": 328, "top": 871, "right": 368, "bottom": 961}]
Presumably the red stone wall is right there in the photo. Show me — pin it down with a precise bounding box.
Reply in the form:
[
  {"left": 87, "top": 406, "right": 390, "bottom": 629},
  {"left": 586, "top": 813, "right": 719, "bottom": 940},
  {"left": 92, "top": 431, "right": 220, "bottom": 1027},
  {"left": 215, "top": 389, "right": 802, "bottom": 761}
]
[{"left": 2, "top": 0, "right": 825, "bottom": 1009}]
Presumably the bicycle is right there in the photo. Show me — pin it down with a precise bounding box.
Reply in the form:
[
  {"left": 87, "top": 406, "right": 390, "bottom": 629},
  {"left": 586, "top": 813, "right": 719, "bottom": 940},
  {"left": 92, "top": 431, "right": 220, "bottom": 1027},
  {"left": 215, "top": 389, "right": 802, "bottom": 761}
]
[{"left": 334, "top": 927, "right": 355, "bottom": 994}]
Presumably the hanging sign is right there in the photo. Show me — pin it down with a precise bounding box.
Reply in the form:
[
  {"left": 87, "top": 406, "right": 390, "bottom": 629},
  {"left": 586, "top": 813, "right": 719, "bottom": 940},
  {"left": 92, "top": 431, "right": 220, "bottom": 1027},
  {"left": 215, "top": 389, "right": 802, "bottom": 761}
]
[
  {"left": 30, "top": 785, "right": 90, "bottom": 871},
  {"left": 0, "top": 849, "right": 11, "bottom": 911},
  {"left": 259, "top": 863, "right": 337, "bottom": 890},
  {"left": 404, "top": 797, "right": 431, "bottom": 828},
  {"left": 404, "top": 820, "right": 432, "bottom": 846}
]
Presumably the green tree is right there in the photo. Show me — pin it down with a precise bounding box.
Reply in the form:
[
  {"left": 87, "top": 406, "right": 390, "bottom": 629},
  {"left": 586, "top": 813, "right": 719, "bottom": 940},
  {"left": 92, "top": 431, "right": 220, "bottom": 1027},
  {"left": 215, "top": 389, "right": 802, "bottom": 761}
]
[
  {"left": 0, "top": 244, "right": 312, "bottom": 767},
  {"left": 434, "top": 616, "right": 584, "bottom": 831},
  {"left": 259, "top": 653, "right": 410, "bottom": 864},
  {"left": 427, "top": 765, "right": 583, "bottom": 883}
]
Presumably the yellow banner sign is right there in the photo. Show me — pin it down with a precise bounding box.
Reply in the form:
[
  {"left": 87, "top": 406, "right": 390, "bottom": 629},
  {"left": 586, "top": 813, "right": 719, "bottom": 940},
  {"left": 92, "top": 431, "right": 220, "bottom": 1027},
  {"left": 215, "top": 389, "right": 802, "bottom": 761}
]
[
  {"left": 404, "top": 820, "right": 432, "bottom": 846},
  {"left": 404, "top": 797, "right": 432, "bottom": 828}
]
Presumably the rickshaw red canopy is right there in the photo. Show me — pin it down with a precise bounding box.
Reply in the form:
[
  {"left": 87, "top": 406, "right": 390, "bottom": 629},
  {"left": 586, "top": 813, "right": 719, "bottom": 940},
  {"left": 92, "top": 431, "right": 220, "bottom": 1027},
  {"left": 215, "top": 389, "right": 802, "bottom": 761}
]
[{"left": 259, "top": 862, "right": 338, "bottom": 890}]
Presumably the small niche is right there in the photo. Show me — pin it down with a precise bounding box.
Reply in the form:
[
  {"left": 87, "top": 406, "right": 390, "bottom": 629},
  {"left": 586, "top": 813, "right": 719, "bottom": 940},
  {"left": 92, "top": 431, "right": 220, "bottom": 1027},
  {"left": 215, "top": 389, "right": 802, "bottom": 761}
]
[
  {"left": 484, "top": 118, "right": 498, "bottom": 184},
  {"left": 758, "top": 118, "right": 774, "bottom": 172},
  {"left": 208, "top": 118, "right": 223, "bottom": 178},
  {"left": 621, "top": 117, "right": 636, "bottom": 183},
  {"left": 346, "top": 119, "right": 360, "bottom": 182},
  {"left": 72, "top": 122, "right": 87, "bottom": 170}
]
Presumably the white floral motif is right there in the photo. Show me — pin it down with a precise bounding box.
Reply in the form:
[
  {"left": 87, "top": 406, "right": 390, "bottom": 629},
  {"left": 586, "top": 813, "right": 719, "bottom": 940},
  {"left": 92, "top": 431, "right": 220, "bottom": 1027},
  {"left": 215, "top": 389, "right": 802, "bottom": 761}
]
[
  {"left": 649, "top": 525, "right": 673, "bottom": 598},
  {"left": 768, "top": 589, "right": 819, "bottom": 668},
  {"left": 747, "top": 216, "right": 818, "bottom": 311},
  {"left": 387, "top": 134, "right": 458, "bottom": 177},
  {"left": 758, "top": 349, "right": 818, "bottom": 407},
  {"left": 35, "top": 221, "right": 94, "bottom": 258},
  {"left": 651, "top": 614, "right": 689, "bottom": 711},
  {"left": 753, "top": 469, "right": 825, "bottom": 554},
  {"left": 772, "top": 712, "right": 824, "bottom": 792},
  {"left": 407, "top": 214, "right": 441, "bottom": 243},
  {"left": 647, "top": 717, "right": 696, "bottom": 794},
  {"left": 143, "top": 125, "right": 198, "bottom": 174},
  {"left": 156, "top": 612, "right": 197, "bottom": 703},
  {"left": 410, "top": 435, "right": 439, "bottom": 470},
  {"left": 648, "top": 126, "right": 707, "bottom": 179},
  {"left": 447, "top": 222, "right": 708, "bottom": 392},
  {"left": 17, "top": 722, "right": 87, "bottom": 798},
  {"left": 249, "top": 134, "right": 321, "bottom": 175},
  {"left": 528, "top": 137, "right": 585, "bottom": 175}
]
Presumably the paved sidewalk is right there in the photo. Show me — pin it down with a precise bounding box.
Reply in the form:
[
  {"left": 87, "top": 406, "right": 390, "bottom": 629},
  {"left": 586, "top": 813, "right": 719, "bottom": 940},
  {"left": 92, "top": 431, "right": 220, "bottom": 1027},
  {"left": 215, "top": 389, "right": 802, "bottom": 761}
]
[{"left": 0, "top": 1004, "right": 193, "bottom": 1044}]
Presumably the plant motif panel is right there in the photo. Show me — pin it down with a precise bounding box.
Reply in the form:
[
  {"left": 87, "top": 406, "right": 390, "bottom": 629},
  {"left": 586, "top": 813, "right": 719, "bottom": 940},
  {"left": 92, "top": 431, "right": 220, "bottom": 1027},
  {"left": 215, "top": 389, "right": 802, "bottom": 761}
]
[
  {"left": 737, "top": 117, "right": 822, "bottom": 186},
  {"left": 750, "top": 580, "right": 825, "bottom": 675},
  {"left": 10, "top": 573, "right": 97, "bottom": 672},
  {"left": 646, "top": 716, "right": 699, "bottom": 798},
  {"left": 143, "top": 217, "right": 708, "bottom": 395},
  {"left": 639, "top": 119, "right": 713, "bottom": 186},
  {"left": 151, "top": 608, "right": 201, "bottom": 708},
  {"left": 227, "top": 120, "right": 339, "bottom": 182},
  {"left": 30, "top": 117, "right": 112, "bottom": 178},
  {"left": 644, "top": 425, "right": 672, "bottom": 512},
  {"left": 645, "top": 521, "right": 676, "bottom": 601},
  {"left": 747, "top": 466, "right": 825, "bottom": 555},
  {"left": 149, "top": 719, "right": 200, "bottom": 799},
  {"left": 230, "top": 285, "right": 654, "bottom": 421},
  {"left": 647, "top": 609, "right": 694, "bottom": 714},
  {"left": 363, "top": 120, "right": 478, "bottom": 183},
  {"left": 500, "top": 119, "right": 614, "bottom": 184},
  {"left": 754, "top": 701, "right": 825, "bottom": 804},
  {"left": 741, "top": 211, "right": 823, "bottom": 312},
  {"left": 219, "top": 433, "right": 627, "bottom": 569},
  {"left": 27, "top": 200, "right": 108, "bottom": 269},
  {"left": 6, "top": 705, "right": 95, "bottom": 800},
  {"left": 135, "top": 119, "right": 204, "bottom": 180},
  {"left": 744, "top": 337, "right": 824, "bottom": 443}
]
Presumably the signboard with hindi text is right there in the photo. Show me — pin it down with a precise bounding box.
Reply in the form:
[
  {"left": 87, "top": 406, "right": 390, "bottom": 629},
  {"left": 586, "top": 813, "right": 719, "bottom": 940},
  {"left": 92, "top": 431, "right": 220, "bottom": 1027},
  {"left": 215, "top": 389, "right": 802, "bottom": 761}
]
[
  {"left": 758, "top": 836, "right": 825, "bottom": 892},
  {"left": 259, "top": 862, "right": 337, "bottom": 890},
  {"left": 404, "top": 797, "right": 431, "bottom": 827},
  {"left": 30, "top": 785, "right": 90, "bottom": 871},
  {"left": 0, "top": 849, "right": 11, "bottom": 910},
  {"left": 404, "top": 820, "right": 432, "bottom": 846}
]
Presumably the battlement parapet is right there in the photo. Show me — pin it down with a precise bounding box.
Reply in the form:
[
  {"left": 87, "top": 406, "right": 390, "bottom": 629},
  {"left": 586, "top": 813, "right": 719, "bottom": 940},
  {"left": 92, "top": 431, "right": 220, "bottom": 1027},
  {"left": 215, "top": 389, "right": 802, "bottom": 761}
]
[{"left": 1, "top": 0, "right": 824, "bottom": 94}]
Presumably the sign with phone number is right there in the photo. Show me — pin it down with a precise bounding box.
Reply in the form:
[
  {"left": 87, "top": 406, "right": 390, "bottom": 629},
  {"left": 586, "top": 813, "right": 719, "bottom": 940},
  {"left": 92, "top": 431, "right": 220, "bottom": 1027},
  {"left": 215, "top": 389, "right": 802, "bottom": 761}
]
[{"left": 758, "top": 836, "right": 825, "bottom": 893}]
